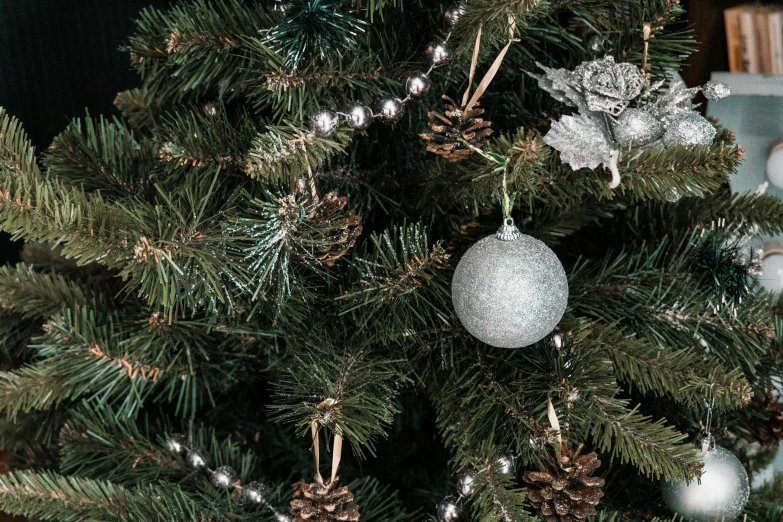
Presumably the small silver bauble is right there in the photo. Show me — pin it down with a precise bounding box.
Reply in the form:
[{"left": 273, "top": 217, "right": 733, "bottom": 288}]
[
  {"left": 345, "top": 103, "right": 373, "bottom": 130},
  {"left": 661, "top": 442, "right": 749, "bottom": 522},
  {"left": 451, "top": 220, "right": 569, "bottom": 348},
  {"left": 548, "top": 331, "right": 566, "bottom": 351},
  {"left": 275, "top": 513, "right": 292, "bottom": 522},
  {"left": 702, "top": 81, "right": 731, "bottom": 101},
  {"left": 444, "top": 4, "right": 465, "bottom": 25},
  {"left": 211, "top": 465, "right": 237, "bottom": 488},
  {"left": 456, "top": 472, "right": 475, "bottom": 496},
  {"left": 496, "top": 454, "right": 515, "bottom": 475},
  {"left": 244, "top": 481, "right": 269, "bottom": 503},
  {"left": 426, "top": 41, "right": 453, "bottom": 67},
  {"left": 437, "top": 496, "right": 461, "bottom": 522},
  {"left": 587, "top": 35, "right": 605, "bottom": 54},
  {"left": 612, "top": 108, "right": 664, "bottom": 148},
  {"left": 166, "top": 433, "right": 186, "bottom": 455},
  {"left": 311, "top": 108, "right": 339, "bottom": 136},
  {"left": 377, "top": 98, "right": 405, "bottom": 123},
  {"left": 662, "top": 113, "right": 716, "bottom": 147},
  {"left": 405, "top": 72, "right": 431, "bottom": 99},
  {"left": 185, "top": 449, "right": 207, "bottom": 469}
]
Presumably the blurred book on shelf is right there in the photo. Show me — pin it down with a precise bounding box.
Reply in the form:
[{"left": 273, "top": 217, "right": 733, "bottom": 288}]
[{"left": 725, "top": 4, "right": 783, "bottom": 73}]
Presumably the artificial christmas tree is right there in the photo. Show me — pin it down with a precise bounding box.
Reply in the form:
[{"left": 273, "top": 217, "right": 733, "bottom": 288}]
[{"left": 0, "top": 1, "right": 782, "bottom": 521}]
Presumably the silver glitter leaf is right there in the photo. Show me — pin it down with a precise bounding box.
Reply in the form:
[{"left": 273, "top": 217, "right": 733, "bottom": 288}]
[
  {"left": 702, "top": 80, "right": 731, "bottom": 101},
  {"left": 527, "top": 63, "right": 583, "bottom": 108},
  {"left": 544, "top": 114, "right": 614, "bottom": 170},
  {"left": 643, "top": 80, "right": 701, "bottom": 124}
]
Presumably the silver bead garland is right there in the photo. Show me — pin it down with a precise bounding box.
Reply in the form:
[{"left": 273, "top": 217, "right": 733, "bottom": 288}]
[
  {"left": 165, "top": 435, "right": 291, "bottom": 521},
  {"left": 308, "top": 4, "right": 462, "bottom": 135},
  {"left": 434, "top": 450, "right": 521, "bottom": 521}
]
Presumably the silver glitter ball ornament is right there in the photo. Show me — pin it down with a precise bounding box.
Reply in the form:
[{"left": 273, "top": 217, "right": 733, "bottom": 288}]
[
  {"left": 587, "top": 35, "right": 605, "bottom": 54},
  {"left": 345, "top": 103, "right": 373, "bottom": 130},
  {"left": 244, "top": 481, "right": 270, "bottom": 503},
  {"left": 444, "top": 3, "right": 465, "bottom": 25},
  {"left": 662, "top": 113, "right": 716, "bottom": 147},
  {"left": 451, "top": 220, "right": 569, "bottom": 348},
  {"left": 437, "top": 496, "right": 461, "bottom": 522},
  {"left": 405, "top": 72, "right": 431, "bottom": 99},
  {"left": 702, "top": 81, "right": 731, "bottom": 101},
  {"left": 456, "top": 472, "right": 475, "bottom": 496},
  {"left": 612, "top": 108, "right": 664, "bottom": 148},
  {"left": 166, "top": 433, "right": 187, "bottom": 455},
  {"left": 311, "top": 108, "right": 339, "bottom": 136},
  {"left": 275, "top": 514, "right": 292, "bottom": 522},
  {"left": 211, "top": 465, "right": 237, "bottom": 488},
  {"left": 426, "top": 41, "right": 453, "bottom": 67},
  {"left": 377, "top": 98, "right": 405, "bottom": 123},
  {"left": 185, "top": 449, "right": 207, "bottom": 469},
  {"left": 661, "top": 445, "right": 749, "bottom": 522}
]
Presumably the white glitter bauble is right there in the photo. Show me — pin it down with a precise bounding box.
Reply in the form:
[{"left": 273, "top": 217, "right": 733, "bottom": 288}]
[
  {"left": 451, "top": 220, "right": 568, "bottom": 348},
  {"left": 612, "top": 108, "right": 664, "bottom": 148},
  {"left": 662, "top": 113, "right": 716, "bottom": 147},
  {"left": 661, "top": 445, "right": 749, "bottom": 522}
]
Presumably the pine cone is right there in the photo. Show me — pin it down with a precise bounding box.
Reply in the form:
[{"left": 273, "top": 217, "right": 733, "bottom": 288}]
[
  {"left": 522, "top": 441, "right": 605, "bottom": 522},
  {"left": 306, "top": 192, "right": 363, "bottom": 266},
  {"left": 290, "top": 477, "right": 360, "bottom": 522},
  {"left": 420, "top": 95, "right": 493, "bottom": 162}
]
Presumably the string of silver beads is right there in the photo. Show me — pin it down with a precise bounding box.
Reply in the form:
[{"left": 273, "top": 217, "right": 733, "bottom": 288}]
[
  {"left": 166, "top": 434, "right": 291, "bottom": 522},
  {"left": 310, "top": 3, "right": 463, "bottom": 136},
  {"left": 436, "top": 453, "right": 515, "bottom": 522}
]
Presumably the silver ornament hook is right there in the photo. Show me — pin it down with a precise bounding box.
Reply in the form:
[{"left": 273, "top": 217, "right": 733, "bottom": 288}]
[
  {"left": 700, "top": 383, "right": 716, "bottom": 452},
  {"left": 497, "top": 218, "right": 522, "bottom": 241}
]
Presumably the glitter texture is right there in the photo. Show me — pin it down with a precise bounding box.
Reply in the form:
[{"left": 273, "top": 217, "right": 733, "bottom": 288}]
[
  {"left": 661, "top": 446, "right": 749, "bottom": 522},
  {"left": 451, "top": 229, "right": 568, "bottom": 348},
  {"left": 702, "top": 80, "right": 731, "bottom": 101},
  {"left": 662, "top": 112, "right": 716, "bottom": 147},
  {"left": 612, "top": 108, "right": 664, "bottom": 148}
]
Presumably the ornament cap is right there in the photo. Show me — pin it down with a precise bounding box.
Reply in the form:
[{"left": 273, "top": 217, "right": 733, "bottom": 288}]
[
  {"left": 697, "top": 432, "right": 715, "bottom": 453},
  {"left": 496, "top": 219, "right": 522, "bottom": 241}
]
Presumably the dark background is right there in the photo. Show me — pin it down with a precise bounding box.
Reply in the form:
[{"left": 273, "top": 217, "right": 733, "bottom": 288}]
[{"left": 0, "top": 0, "right": 752, "bottom": 265}]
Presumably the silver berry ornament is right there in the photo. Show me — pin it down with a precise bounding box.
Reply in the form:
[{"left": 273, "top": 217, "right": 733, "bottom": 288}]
[
  {"left": 451, "top": 220, "right": 569, "bottom": 348},
  {"left": 702, "top": 80, "right": 731, "bottom": 101},
  {"left": 377, "top": 98, "right": 405, "bottom": 123},
  {"left": 345, "top": 103, "right": 373, "bottom": 130},
  {"left": 311, "top": 108, "right": 339, "bottom": 136},
  {"left": 244, "top": 481, "right": 269, "bottom": 503},
  {"left": 661, "top": 444, "right": 749, "bottom": 522},
  {"left": 405, "top": 72, "right": 431, "bottom": 99},
  {"left": 444, "top": 3, "right": 465, "bottom": 25},
  {"left": 166, "top": 433, "right": 187, "bottom": 455},
  {"left": 185, "top": 449, "right": 207, "bottom": 469},
  {"left": 275, "top": 514, "right": 292, "bottom": 522},
  {"left": 211, "top": 465, "right": 237, "bottom": 488},
  {"left": 426, "top": 41, "right": 453, "bottom": 67},
  {"left": 612, "top": 108, "right": 664, "bottom": 148},
  {"left": 662, "top": 113, "right": 716, "bottom": 147},
  {"left": 457, "top": 472, "right": 475, "bottom": 496},
  {"left": 437, "top": 496, "right": 461, "bottom": 522}
]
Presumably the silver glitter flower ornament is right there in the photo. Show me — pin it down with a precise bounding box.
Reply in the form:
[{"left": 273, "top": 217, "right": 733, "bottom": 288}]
[{"left": 571, "top": 56, "right": 646, "bottom": 116}]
